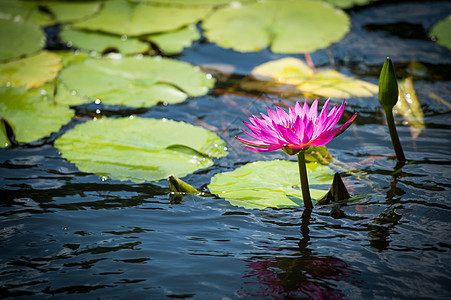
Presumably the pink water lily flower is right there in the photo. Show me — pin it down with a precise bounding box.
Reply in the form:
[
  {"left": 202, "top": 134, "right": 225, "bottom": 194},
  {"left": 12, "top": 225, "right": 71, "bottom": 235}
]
[{"left": 236, "top": 99, "right": 357, "bottom": 153}]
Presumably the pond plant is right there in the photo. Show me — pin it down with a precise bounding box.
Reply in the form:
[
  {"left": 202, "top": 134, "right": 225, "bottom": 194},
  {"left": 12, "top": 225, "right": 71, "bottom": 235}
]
[{"left": 236, "top": 99, "right": 357, "bottom": 209}]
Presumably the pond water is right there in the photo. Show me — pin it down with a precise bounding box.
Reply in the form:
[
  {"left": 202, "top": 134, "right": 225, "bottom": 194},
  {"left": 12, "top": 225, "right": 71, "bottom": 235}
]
[{"left": 1, "top": 1, "right": 451, "bottom": 299}]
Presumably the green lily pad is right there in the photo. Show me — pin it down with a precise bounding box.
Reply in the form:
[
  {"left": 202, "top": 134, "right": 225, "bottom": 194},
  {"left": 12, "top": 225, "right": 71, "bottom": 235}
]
[
  {"left": 202, "top": 0, "right": 350, "bottom": 53},
  {"left": 55, "top": 117, "right": 228, "bottom": 183},
  {"left": 144, "top": 25, "right": 200, "bottom": 55},
  {"left": 58, "top": 55, "right": 215, "bottom": 107},
  {"left": 0, "top": 85, "right": 74, "bottom": 147},
  {"left": 44, "top": 1, "right": 101, "bottom": 23},
  {"left": 60, "top": 27, "right": 150, "bottom": 55},
  {"left": 0, "top": 0, "right": 55, "bottom": 26},
  {"left": 53, "top": 50, "right": 94, "bottom": 67},
  {"left": 208, "top": 160, "right": 334, "bottom": 209},
  {"left": 322, "top": 0, "right": 377, "bottom": 9},
  {"left": 0, "top": 120, "right": 10, "bottom": 147},
  {"left": 429, "top": 14, "right": 451, "bottom": 50},
  {"left": 73, "top": 0, "right": 211, "bottom": 36},
  {"left": 139, "top": 0, "right": 240, "bottom": 5},
  {"left": 251, "top": 57, "right": 378, "bottom": 98},
  {"left": 0, "top": 18, "right": 45, "bottom": 61},
  {"left": 0, "top": 51, "right": 62, "bottom": 88}
]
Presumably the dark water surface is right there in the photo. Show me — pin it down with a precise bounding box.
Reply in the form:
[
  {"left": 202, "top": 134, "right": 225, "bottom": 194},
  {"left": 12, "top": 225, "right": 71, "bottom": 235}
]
[{"left": 1, "top": 1, "right": 451, "bottom": 299}]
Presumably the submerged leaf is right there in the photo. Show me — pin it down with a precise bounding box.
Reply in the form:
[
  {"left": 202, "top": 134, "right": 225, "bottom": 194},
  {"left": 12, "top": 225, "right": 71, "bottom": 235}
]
[
  {"left": 144, "top": 25, "right": 200, "bottom": 55},
  {"left": 0, "top": 85, "right": 74, "bottom": 147},
  {"left": 0, "top": 51, "right": 62, "bottom": 88},
  {"left": 0, "top": 18, "right": 45, "bottom": 61},
  {"left": 251, "top": 57, "right": 378, "bottom": 98},
  {"left": 73, "top": 0, "right": 211, "bottom": 36},
  {"left": 202, "top": 0, "right": 350, "bottom": 53},
  {"left": 55, "top": 117, "right": 228, "bottom": 183},
  {"left": 395, "top": 77, "right": 425, "bottom": 139},
  {"left": 60, "top": 27, "right": 150, "bottom": 55},
  {"left": 58, "top": 55, "right": 215, "bottom": 107},
  {"left": 208, "top": 160, "right": 334, "bottom": 209},
  {"left": 429, "top": 14, "right": 451, "bottom": 50}
]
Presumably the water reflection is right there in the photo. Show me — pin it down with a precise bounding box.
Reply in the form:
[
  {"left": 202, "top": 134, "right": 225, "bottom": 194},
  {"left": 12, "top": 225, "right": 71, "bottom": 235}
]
[{"left": 241, "top": 210, "right": 359, "bottom": 298}]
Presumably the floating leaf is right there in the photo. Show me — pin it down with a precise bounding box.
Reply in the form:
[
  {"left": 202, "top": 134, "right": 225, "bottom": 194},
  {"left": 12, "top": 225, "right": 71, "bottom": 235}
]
[
  {"left": 0, "top": 51, "right": 62, "bottom": 88},
  {"left": 395, "top": 77, "right": 424, "bottom": 139},
  {"left": 208, "top": 160, "right": 334, "bottom": 209},
  {"left": 322, "top": 0, "right": 377, "bottom": 9},
  {"left": 54, "top": 50, "right": 94, "bottom": 67},
  {"left": 202, "top": 0, "right": 350, "bottom": 53},
  {"left": 0, "top": 18, "right": 45, "bottom": 61},
  {"left": 0, "top": 0, "right": 54, "bottom": 26},
  {"left": 429, "top": 14, "right": 451, "bottom": 50},
  {"left": 73, "top": 0, "right": 211, "bottom": 36},
  {"left": 251, "top": 57, "right": 378, "bottom": 98},
  {"left": 44, "top": 1, "right": 101, "bottom": 23},
  {"left": 144, "top": 25, "right": 200, "bottom": 55},
  {"left": 0, "top": 85, "right": 74, "bottom": 147},
  {"left": 58, "top": 56, "right": 215, "bottom": 107},
  {"left": 55, "top": 117, "right": 228, "bottom": 183},
  {"left": 60, "top": 27, "right": 150, "bottom": 55},
  {"left": 139, "top": 0, "right": 239, "bottom": 5},
  {"left": 0, "top": 120, "right": 10, "bottom": 147}
]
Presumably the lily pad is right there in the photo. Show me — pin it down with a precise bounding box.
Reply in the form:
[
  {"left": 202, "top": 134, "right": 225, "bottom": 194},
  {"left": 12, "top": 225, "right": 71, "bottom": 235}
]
[
  {"left": 0, "top": 0, "right": 54, "bottom": 26},
  {"left": 0, "top": 51, "right": 62, "bottom": 88},
  {"left": 73, "top": 0, "right": 211, "bottom": 36},
  {"left": 202, "top": 0, "right": 350, "bottom": 53},
  {"left": 429, "top": 14, "right": 451, "bottom": 50},
  {"left": 395, "top": 77, "right": 424, "bottom": 139},
  {"left": 54, "top": 117, "right": 228, "bottom": 183},
  {"left": 0, "top": 18, "right": 45, "bottom": 61},
  {"left": 251, "top": 57, "right": 378, "bottom": 98},
  {"left": 44, "top": 1, "right": 101, "bottom": 23},
  {"left": 140, "top": 0, "right": 240, "bottom": 5},
  {"left": 58, "top": 55, "right": 215, "bottom": 107},
  {"left": 322, "top": 0, "right": 377, "bottom": 9},
  {"left": 144, "top": 25, "right": 200, "bottom": 55},
  {"left": 0, "top": 85, "right": 74, "bottom": 147},
  {"left": 208, "top": 160, "right": 334, "bottom": 209},
  {"left": 60, "top": 27, "right": 150, "bottom": 55}
]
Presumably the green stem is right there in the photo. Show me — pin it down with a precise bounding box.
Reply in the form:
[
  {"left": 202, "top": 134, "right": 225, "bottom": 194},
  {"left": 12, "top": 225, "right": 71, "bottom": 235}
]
[
  {"left": 297, "top": 150, "right": 313, "bottom": 209},
  {"left": 385, "top": 107, "right": 406, "bottom": 162}
]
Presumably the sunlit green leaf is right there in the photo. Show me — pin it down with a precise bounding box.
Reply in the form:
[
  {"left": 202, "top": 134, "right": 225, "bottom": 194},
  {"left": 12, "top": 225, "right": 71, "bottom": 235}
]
[
  {"left": 0, "top": 85, "right": 74, "bottom": 147},
  {"left": 73, "top": 0, "right": 211, "bottom": 36},
  {"left": 139, "top": 0, "right": 240, "bottom": 5},
  {"left": 53, "top": 50, "right": 94, "bottom": 67},
  {"left": 44, "top": 1, "right": 101, "bottom": 23},
  {"left": 202, "top": 0, "right": 350, "bottom": 53},
  {"left": 395, "top": 77, "right": 424, "bottom": 139},
  {"left": 0, "top": 51, "right": 62, "bottom": 88},
  {"left": 251, "top": 57, "right": 378, "bottom": 98},
  {"left": 0, "top": 18, "right": 45, "bottom": 61},
  {"left": 60, "top": 27, "right": 150, "bottom": 55},
  {"left": 0, "top": 0, "right": 54, "bottom": 26},
  {"left": 144, "top": 25, "right": 200, "bottom": 55},
  {"left": 0, "top": 121, "right": 10, "bottom": 148},
  {"left": 55, "top": 117, "right": 228, "bottom": 183},
  {"left": 322, "top": 0, "right": 377, "bottom": 9},
  {"left": 58, "top": 55, "right": 215, "bottom": 107},
  {"left": 208, "top": 160, "right": 334, "bottom": 209},
  {"left": 429, "top": 14, "right": 451, "bottom": 50}
]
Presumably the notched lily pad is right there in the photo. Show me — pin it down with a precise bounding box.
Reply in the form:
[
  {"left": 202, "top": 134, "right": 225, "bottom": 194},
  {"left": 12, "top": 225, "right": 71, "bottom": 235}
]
[
  {"left": 0, "top": 85, "right": 74, "bottom": 147},
  {"left": 0, "top": 18, "right": 45, "bottom": 61},
  {"left": 58, "top": 55, "right": 215, "bottom": 107},
  {"left": 208, "top": 160, "right": 334, "bottom": 209},
  {"left": 60, "top": 27, "right": 150, "bottom": 55},
  {"left": 55, "top": 117, "right": 228, "bottom": 183},
  {"left": 250, "top": 57, "right": 378, "bottom": 98},
  {"left": 144, "top": 25, "right": 200, "bottom": 55},
  {"left": 44, "top": 1, "right": 102, "bottom": 23},
  {"left": 0, "top": 51, "right": 62, "bottom": 88},
  {"left": 73, "top": 0, "right": 211, "bottom": 36},
  {"left": 202, "top": 0, "right": 350, "bottom": 53},
  {"left": 429, "top": 14, "right": 451, "bottom": 50}
]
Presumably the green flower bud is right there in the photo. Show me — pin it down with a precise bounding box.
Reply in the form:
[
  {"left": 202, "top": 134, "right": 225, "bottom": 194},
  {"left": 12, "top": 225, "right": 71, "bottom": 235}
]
[{"left": 378, "top": 57, "right": 399, "bottom": 109}]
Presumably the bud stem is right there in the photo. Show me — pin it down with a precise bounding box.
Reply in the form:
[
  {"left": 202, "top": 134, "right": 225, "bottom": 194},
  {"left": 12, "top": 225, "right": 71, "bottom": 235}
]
[
  {"left": 384, "top": 107, "right": 406, "bottom": 162},
  {"left": 297, "top": 150, "right": 313, "bottom": 209}
]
